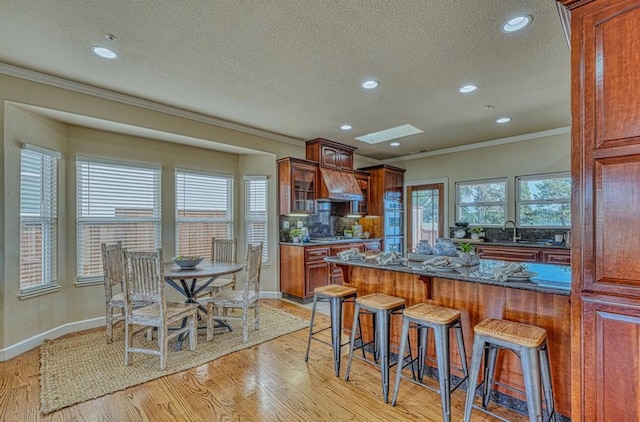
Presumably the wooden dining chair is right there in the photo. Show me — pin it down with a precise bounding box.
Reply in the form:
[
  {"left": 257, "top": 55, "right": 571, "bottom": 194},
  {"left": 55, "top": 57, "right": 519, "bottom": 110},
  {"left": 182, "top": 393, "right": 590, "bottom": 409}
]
[
  {"left": 205, "top": 242, "right": 263, "bottom": 343},
  {"left": 101, "top": 241, "right": 126, "bottom": 343},
  {"left": 123, "top": 248, "right": 199, "bottom": 370},
  {"left": 201, "top": 238, "right": 238, "bottom": 295}
]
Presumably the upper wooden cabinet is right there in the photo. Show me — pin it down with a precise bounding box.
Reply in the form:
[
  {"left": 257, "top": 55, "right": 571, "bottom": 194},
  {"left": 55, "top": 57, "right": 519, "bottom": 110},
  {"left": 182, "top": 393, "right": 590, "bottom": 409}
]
[
  {"left": 558, "top": 0, "right": 640, "bottom": 420},
  {"left": 359, "top": 165, "right": 406, "bottom": 215},
  {"left": 306, "top": 138, "right": 356, "bottom": 170},
  {"left": 277, "top": 158, "right": 318, "bottom": 215}
]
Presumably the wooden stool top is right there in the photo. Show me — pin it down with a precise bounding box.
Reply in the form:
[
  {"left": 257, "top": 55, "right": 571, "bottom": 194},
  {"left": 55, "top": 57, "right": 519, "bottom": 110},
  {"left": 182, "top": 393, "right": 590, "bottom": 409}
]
[
  {"left": 404, "top": 302, "right": 461, "bottom": 325},
  {"left": 314, "top": 284, "right": 357, "bottom": 298},
  {"left": 356, "top": 293, "right": 405, "bottom": 310},
  {"left": 475, "top": 318, "right": 547, "bottom": 348}
]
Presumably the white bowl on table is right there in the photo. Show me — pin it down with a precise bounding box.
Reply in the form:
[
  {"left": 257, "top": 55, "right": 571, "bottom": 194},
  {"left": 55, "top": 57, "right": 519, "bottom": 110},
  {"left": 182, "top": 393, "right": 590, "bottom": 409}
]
[{"left": 172, "top": 256, "right": 204, "bottom": 270}]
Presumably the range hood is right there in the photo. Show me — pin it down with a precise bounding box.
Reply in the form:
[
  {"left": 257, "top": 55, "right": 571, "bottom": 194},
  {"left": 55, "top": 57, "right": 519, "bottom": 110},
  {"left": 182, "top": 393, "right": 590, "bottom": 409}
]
[{"left": 317, "top": 168, "right": 363, "bottom": 201}]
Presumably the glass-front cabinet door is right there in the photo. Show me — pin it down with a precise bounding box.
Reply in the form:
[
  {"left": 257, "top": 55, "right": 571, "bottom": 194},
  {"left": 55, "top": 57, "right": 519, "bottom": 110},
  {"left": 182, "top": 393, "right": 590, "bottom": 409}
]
[
  {"left": 277, "top": 158, "right": 318, "bottom": 215},
  {"left": 292, "top": 165, "right": 316, "bottom": 213}
]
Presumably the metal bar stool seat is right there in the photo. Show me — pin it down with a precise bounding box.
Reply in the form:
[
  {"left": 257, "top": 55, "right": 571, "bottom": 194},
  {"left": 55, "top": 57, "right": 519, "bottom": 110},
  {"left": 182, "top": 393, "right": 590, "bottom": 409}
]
[
  {"left": 392, "top": 302, "right": 469, "bottom": 422},
  {"left": 304, "top": 284, "right": 358, "bottom": 376},
  {"left": 344, "top": 293, "right": 406, "bottom": 403},
  {"left": 463, "top": 318, "right": 556, "bottom": 422}
]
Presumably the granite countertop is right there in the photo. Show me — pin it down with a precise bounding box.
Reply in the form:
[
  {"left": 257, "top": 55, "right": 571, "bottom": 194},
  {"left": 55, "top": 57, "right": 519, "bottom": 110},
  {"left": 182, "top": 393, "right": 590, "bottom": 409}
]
[
  {"left": 280, "top": 238, "right": 383, "bottom": 246},
  {"left": 454, "top": 239, "right": 570, "bottom": 250},
  {"left": 325, "top": 256, "right": 571, "bottom": 296}
]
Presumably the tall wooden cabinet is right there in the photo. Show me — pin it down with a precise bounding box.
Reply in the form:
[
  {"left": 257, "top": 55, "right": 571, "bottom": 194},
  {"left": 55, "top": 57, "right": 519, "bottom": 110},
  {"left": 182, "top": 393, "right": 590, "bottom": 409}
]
[
  {"left": 358, "top": 165, "right": 406, "bottom": 253},
  {"left": 559, "top": 1, "right": 640, "bottom": 420}
]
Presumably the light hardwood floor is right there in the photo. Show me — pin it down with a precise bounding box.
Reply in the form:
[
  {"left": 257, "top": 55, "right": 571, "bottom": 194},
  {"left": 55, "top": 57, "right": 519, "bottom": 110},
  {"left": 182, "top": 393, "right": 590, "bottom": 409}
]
[{"left": 0, "top": 299, "right": 527, "bottom": 421}]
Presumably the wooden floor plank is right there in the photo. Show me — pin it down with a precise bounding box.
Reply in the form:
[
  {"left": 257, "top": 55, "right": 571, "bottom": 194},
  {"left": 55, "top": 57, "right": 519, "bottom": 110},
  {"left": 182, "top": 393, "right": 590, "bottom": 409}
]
[{"left": 0, "top": 299, "right": 527, "bottom": 421}]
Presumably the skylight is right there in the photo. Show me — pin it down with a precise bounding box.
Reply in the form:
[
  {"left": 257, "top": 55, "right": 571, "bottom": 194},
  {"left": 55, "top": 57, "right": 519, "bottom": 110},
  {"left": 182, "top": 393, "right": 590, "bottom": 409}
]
[{"left": 355, "top": 124, "right": 423, "bottom": 144}]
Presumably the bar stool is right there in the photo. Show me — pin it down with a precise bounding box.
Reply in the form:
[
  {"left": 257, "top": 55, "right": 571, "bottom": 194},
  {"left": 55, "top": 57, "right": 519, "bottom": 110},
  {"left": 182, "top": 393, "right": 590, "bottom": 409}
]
[
  {"left": 391, "top": 303, "right": 469, "bottom": 422},
  {"left": 344, "top": 293, "right": 406, "bottom": 403},
  {"left": 463, "top": 318, "right": 556, "bottom": 422},
  {"left": 304, "top": 284, "right": 358, "bottom": 376}
]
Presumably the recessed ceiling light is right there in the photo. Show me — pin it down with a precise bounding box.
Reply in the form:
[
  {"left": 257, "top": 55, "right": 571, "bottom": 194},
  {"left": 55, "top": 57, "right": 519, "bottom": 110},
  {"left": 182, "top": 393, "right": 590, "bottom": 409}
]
[
  {"left": 496, "top": 117, "right": 511, "bottom": 123},
  {"left": 91, "top": 46, "right": 118, "bottom": 59},
  {"left": 362, "top": 80, "right": 380, "bottom": 89},
  {"left": 459, "top": 84, "right": 478, "bottom": 93},
  {"left": 390, "top": 142, "right": 400, "bottom": 147},
  {"left": 502, "top": 15, "right": 533, "bottom": 33},
  {"left": 340, "top": 124, "right": 352, "bottom": 130}
]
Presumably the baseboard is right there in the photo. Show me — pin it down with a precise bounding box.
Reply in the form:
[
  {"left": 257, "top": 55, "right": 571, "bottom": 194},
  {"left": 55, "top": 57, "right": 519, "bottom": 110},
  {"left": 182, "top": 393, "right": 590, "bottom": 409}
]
[
  {"left": 260, "top": 291, "right": 282, "bottom": 299},
  {"left": 0, "top": 316, "right": 106, "bottom": 362}
]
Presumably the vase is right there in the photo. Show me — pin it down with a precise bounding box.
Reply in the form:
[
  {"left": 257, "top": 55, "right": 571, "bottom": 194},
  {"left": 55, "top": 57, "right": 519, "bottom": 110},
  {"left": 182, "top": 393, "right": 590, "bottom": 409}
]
[
  {"left": 433, "top": 238, "right": 457, "bottom": 256},
  {"left": 471, "top": 233, "right": 480, "bottom": 240}
]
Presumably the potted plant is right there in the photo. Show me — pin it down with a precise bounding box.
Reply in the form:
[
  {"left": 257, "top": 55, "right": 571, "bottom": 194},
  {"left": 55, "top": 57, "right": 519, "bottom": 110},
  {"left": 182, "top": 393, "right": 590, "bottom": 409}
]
[
  {"left": 469, "top": 227, "right": 483, "bottom": 240},
  {"left": 457, "top": 242, "right": 477, "bottom": 265},
  {"left": 289, "top": 228, "right": 303, "bottom": 243}
]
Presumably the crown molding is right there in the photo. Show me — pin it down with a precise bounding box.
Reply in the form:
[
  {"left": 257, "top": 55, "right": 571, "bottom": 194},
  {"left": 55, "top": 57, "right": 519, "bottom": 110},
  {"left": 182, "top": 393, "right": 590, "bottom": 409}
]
[
  {"left": 383, "top": 126, "right": 571, "bottom": 164},
  {"left": 0, "top": 62, "right": 305, "bottom": 148}
]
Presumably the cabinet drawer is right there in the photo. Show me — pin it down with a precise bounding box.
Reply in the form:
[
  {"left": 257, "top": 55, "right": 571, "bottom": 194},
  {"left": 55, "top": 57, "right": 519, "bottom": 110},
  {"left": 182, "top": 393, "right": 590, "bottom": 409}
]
[
  {"left": 305, "top": 247, "right": 330, "bottom": 262},
  {"left": 542, "top": 250, "right": 571, "bottom": 266},
  {"left": 475, "top": 246, "right": 539, "bottom": 262}
]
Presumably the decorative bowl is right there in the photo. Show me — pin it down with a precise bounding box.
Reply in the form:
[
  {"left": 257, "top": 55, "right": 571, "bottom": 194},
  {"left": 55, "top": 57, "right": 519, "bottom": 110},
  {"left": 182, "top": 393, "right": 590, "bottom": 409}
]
[
  {"left": 454, "top": 221, "right": 469, "bottom": 228},
  {"left": 172, "top": 256, "right": 203, "bottom": 269}
]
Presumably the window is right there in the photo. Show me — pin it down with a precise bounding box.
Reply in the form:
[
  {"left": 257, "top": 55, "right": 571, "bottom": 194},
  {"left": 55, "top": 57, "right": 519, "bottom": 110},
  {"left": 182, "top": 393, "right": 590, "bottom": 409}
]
[
  {"left": 456, "top": 178, "right": 507, "bottom": 226},
  {"left": 20, "top": 145, "right": 60, "bottom": 291},
  {"left": 517, "top": 173, "right": 571, "bottom": 227},
  {"left": 245, "top": 176, "right": 268, "bottom": 265},
  {"left": 77, "top": 158, "right": 161, "bottom": 283},
  {"left": 176, "top": 169, "right": 234, "bottom": 259}
]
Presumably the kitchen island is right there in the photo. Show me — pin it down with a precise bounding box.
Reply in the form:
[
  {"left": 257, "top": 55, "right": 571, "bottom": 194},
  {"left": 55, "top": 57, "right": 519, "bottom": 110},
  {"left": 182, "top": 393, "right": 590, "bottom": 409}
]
[{"left": 326, "top": 257, "right": 571, "bottom": 419}]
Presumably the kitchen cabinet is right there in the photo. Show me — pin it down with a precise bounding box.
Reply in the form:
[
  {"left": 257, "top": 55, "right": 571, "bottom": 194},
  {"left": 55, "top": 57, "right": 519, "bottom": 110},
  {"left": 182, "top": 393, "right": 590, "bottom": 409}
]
[
  {"left": 558, "top": 0, "right": 640, "bottom": 419},
  {"left": 541, "top": 249, "right": 571, "bottom": 266},
  {"left": 277, "top": 158, "right": 318, "bottom": 215},
  {"left": 475, "top": 245, "right": 570, "bottom": 266},
  {"left": 306, "top": 138, "right": 356, "bottom": 170},
  {"left": 280, "top": 240, "right": 381, "bottom": 301},
  {"left": 475, "top": 245, "right": 540, "bottom": 263},
  {"left": 358, "top": 165, "right": 406, "bottom": 253}
]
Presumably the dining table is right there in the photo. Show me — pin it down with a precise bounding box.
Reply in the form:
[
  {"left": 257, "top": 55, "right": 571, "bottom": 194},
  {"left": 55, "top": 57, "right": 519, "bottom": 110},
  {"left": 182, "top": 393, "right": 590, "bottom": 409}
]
[{"left": 164, "top": 260, "right": 244, "bottom": 350}]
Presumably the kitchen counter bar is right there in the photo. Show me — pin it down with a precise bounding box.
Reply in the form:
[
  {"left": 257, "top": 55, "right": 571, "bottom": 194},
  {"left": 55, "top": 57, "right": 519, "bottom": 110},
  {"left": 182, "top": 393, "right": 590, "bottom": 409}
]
[
  {"left": 328, "top": 256, "right": 571, "bottom": 418},
  {"left": 325, "top": 257, "right": 570, "bottom": 296}
]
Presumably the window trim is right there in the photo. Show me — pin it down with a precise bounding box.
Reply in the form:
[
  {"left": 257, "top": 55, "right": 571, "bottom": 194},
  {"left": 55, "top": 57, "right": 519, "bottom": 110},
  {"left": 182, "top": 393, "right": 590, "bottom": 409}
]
[
  {"left": 455, "top": 177, "right": 507, "bottom": 227},
  {"left": 175, "top": 168, "right": 234, "bottom": 259},
  {"left": 76, "top": 156, "right": 162, "bottom": 283},
  {"left": 244, "top": 175, "right": 269, "bottom": 266},
  {"left": 516, "top": 172, "right": 571, "bottom": 228},
  {"left": 20, "top": 144, "right": 60, "bottom": 293}
]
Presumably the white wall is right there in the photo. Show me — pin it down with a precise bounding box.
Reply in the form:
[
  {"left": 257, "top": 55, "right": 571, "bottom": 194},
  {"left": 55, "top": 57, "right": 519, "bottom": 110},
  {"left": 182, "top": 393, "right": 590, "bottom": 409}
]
[{"left": 396, "top": 132, "right": 571, "bottom": 224}]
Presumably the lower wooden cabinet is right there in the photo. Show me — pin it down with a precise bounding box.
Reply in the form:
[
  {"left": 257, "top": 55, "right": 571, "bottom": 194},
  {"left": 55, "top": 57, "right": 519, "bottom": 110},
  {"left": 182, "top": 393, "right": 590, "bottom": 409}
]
[
  {"left": 475, "top": 245, "right": 570, "bottom": 266},
  {"left": 280, "top": 241, "right": 381, "bottom": 301}
]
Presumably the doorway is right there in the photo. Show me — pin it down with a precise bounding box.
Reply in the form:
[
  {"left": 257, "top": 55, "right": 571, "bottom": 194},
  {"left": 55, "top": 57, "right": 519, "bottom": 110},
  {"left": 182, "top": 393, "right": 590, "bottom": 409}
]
[{"left": 407, "top": 183, "right": 445, "bottom": 252}]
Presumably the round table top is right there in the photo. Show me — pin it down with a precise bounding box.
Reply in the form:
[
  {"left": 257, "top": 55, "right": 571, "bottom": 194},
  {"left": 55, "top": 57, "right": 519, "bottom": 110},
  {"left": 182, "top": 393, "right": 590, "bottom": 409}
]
[{"left": 164, "top": 260, "right": 244, "bottom": 279}]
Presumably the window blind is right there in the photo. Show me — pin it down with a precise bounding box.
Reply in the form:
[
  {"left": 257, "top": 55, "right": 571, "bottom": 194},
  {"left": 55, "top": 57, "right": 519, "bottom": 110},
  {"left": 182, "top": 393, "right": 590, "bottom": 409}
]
[
  {"left": 176, "top": 169, "right": 234, "bottom": 259},
  {"left": 77, "top": 157, "right": 161, "bottom": 282},
  {"left": 245, "top": 176, "right": 268, "bottom": 265},
  {"left": 20, "top": 147, "right": 59, "bottom": 290}
]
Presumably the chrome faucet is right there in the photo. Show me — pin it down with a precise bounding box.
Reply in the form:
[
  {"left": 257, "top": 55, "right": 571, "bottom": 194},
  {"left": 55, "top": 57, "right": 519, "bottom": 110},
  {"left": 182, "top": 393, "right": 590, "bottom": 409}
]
[{"left": 503, "top": 220, "right": 521, "bottom": 242}]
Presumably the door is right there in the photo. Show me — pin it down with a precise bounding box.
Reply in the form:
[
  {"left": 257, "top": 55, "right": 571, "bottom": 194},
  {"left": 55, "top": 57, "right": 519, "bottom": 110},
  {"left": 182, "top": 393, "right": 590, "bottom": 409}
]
[{"left": 407, "top": 183, "right": 444, "bottom": 252}]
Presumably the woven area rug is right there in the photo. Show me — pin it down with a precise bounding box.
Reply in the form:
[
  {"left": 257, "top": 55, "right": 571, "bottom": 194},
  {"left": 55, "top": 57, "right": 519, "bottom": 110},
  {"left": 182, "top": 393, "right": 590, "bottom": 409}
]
[{"left": 40, "top": 305, "right": 309, "bottom": 414}]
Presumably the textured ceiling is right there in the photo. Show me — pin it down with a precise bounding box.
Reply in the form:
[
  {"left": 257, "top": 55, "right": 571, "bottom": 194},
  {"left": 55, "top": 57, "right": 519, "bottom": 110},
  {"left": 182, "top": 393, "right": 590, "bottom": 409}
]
[{"left": 0, "top": 0, "right": 571, "bottom": 160}]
